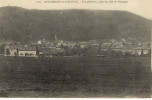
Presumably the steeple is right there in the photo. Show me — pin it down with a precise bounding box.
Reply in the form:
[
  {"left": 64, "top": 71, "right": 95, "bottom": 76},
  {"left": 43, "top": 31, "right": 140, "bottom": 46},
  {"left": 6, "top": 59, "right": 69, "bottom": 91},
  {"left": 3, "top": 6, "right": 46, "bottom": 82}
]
[{"left": 55, "top": 34, "right": 57, "bottom": 43}]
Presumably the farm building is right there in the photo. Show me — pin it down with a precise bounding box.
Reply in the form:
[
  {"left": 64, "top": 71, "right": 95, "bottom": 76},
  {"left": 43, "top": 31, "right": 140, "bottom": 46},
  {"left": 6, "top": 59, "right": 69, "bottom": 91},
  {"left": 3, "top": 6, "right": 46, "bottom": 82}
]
[
  {"left": 38, "top": 47, "right": 63, "bottom": 57},
  {"left": 4, "top": 44, "right": 18, "bottom": 56},
  {"left": 18, "top": 46, "right": 37, "bottom": 57}
]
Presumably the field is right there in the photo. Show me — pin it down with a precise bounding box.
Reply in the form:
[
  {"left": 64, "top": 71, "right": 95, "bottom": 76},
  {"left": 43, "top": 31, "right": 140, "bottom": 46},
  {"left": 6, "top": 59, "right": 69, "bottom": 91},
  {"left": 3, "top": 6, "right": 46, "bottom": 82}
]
[{"left": 0, "top": 56, "right": 151, "bottom": 97}]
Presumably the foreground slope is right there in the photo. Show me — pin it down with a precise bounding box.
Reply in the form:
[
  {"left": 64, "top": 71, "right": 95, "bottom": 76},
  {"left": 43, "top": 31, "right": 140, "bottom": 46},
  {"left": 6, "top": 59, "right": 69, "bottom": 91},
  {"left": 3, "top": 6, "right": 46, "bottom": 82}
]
[{"left": 0, "top": 57, "right": 151, "bottom": 97}]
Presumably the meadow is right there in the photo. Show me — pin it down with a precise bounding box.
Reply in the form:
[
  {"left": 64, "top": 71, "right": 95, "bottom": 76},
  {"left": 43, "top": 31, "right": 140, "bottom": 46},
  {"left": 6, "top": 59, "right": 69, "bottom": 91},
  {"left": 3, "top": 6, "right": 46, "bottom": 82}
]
[{"left": 0, "top": 56, "right": 151, "bottom": 97}]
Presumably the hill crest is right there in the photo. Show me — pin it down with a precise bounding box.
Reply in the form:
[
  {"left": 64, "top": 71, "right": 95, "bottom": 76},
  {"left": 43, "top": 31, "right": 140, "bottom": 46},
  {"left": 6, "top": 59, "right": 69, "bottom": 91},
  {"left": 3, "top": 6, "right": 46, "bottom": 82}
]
[{"left": 0, "top": 6, "right": 151, "bottom": 43}]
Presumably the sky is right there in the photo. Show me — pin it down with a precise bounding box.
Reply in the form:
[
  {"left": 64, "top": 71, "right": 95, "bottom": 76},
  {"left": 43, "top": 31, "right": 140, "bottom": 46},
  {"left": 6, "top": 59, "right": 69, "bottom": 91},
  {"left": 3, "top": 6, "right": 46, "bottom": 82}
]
[{"left": 0, "top": 0, "right": 152, "bottom": 20}]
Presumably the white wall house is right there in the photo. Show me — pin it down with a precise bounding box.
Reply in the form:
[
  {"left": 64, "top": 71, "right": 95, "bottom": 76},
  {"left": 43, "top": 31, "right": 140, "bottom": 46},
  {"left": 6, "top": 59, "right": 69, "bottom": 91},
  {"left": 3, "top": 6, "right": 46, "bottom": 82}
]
[
  {"left": 18, "top": 51, "right": 37, "bottom": 57},
  {"left": 4, "top": 45, "right": 17, "bottom": 56},
  {"left": 18, "top": 46, "right": 37, "bottom": 57}
]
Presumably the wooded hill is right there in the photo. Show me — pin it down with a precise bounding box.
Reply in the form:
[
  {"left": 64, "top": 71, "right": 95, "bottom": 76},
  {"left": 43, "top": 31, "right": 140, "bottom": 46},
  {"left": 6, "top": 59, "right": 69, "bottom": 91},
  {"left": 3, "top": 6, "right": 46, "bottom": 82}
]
[{"left": 0, "top": 6, "right": 151, "bottom": 43}]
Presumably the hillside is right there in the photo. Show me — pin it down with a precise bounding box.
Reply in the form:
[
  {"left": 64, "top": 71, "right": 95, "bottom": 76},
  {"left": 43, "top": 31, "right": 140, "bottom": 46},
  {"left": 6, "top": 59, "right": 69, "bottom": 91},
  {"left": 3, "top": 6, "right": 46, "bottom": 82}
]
[{"left": 0, "top": 6, "right": 151, "bottom": 43}]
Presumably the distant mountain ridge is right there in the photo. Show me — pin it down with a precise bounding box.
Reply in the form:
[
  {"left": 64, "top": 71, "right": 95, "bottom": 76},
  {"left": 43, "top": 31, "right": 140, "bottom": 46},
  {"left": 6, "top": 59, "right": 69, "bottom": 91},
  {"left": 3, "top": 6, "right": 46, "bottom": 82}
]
[{"left": 0, "top": 6, "right": 151, "bottom": 43}]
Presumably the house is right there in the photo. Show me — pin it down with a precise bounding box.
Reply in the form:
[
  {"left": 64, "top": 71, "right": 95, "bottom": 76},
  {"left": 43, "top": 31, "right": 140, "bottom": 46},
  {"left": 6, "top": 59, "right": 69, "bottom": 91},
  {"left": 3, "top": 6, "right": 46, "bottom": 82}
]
[
  {"left": 18, "top": 46, "right": 37, "bottom": 57},
  {"left": 110, "top": 39, "right": 116, "bottom": 43},
  {"left": 4, "top": 44, "right": 18, "bottom": 56},
  {"left": 102, "top": 42, "right": 112, "bottom": 47},
  {"left": 38, "top": 47, "right": 63, "bottom": 57}
]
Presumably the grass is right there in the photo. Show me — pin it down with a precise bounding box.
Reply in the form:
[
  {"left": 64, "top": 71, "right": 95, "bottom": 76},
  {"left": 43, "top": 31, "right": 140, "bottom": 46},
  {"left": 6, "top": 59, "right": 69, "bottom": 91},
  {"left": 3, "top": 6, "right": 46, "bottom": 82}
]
[{"left": 0, "top": 56, "right": 151, "bottom": 97}]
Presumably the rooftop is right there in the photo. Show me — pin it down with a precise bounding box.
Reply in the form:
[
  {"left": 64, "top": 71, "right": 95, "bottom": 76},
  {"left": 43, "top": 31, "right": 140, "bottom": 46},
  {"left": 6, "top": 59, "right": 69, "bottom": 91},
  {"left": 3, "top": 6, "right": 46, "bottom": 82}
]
[
  {"left": 39, "top": 47, "right": 59, "bottom": 54},
  {"left": 18, "top": 46, "right": 36, "bottom": 51}
]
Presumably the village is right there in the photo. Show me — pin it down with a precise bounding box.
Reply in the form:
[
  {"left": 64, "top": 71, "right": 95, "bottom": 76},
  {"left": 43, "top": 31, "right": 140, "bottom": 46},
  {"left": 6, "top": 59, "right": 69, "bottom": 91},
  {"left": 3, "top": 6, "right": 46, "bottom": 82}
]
[{"left": 0, "top": 35, "right": 151, "bottom": 57}]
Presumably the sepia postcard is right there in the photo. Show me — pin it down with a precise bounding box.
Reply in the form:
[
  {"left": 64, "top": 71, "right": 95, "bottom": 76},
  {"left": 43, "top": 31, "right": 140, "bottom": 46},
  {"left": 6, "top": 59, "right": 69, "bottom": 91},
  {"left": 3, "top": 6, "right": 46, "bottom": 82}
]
[{"left": 0, "top": 0, "right": 151, "bottom": 98}]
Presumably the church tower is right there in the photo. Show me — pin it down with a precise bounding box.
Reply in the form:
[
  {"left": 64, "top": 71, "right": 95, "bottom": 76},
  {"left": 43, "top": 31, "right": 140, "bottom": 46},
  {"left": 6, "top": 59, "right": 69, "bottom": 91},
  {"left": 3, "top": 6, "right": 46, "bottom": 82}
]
[{"left": 55, "top": 35, "right": 57, "bottom": 43}]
